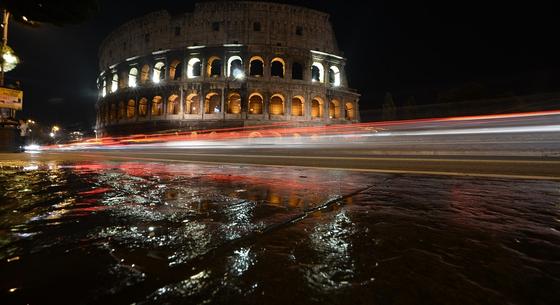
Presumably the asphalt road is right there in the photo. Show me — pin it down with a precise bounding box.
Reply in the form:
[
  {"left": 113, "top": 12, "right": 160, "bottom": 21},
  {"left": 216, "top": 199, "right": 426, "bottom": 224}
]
[{"left": 3, "top": 144, "right": 556, "bottom": 180}]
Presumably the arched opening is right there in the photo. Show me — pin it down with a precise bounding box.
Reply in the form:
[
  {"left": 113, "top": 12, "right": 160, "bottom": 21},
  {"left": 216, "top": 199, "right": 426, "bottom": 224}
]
[
  {"left": 138, "top": 98, "right": 148, "bottom": 117},
  {"left": 207, "top": 57, "right": 222, "bottom": 77},
  {"left": 330, "top": 99, "right": 341, "bottom": 119},
  {"left": 271, "top": 58, "right": 285, "bottom": 78},
  {"left": 249, "top": 93, "right": 263, "bottom": 114},
  {"left": 249, "top": 56, "right": 264, "bottom": 77},
  {"left": 187, "top": 58, "right": 202, "bottom": 78},
  {"left": 128, "top": 68, "right": 138, "bottom": 87},
  {"left": 270, "top": 94, "right": 285, "bottom": 115},
  {"left": 345, "top": 102, "right": 355, "bottom": 120},
  {"left": 227, "top": 93, "right": 242, "bottom": 114},
  {"left": 292, "top": 62, "right": 303, "bottom": 80},
  {"left": 102, "top": 80, "right": 107, "bottom": 97},
  {"left": 311, "top": 97, "right": 324, "bottom": 118},
  {"left": 291, "top": 96, "right": 304, "bottom": 116},
  {"left": 329, "top": 66, "right": 341, "bottom": 86},
  {"left": 111, "top": 74, "right": 118, "bottom": 93},
  {"left": 153, "top": 62, "right": 166, "bottom": 83},
  {"left": 311, "top": 62, "right": 324, "bottom": 83},
  {"left": 169, "top": 60, "right": 183, "bottom": 80},
  {"left": 205, "top": 92, "right": 221, "bottom": 113},
  {"left": 185, "top": 94, "right": 199, "bottom": 114},
  {"left": 109, "top": 103, "right": 117, "bottom": 122},
  {"left": 227, "top": 56, "right": 244, "bottom": 79},
  {"left": 140, "top": 64, "right": 150, "bottom": 84},
  {"left": 127, "top": 99, "right": 136, "bottom": 118},
  {"left": 167, "top": 94, "right": 180, "bottom": 115},
  {"left": 118, "top": 101, "right": 126, "bottom": 119},
  {"left": 151, "top": 96, "right": 163, "bottom": 116}
]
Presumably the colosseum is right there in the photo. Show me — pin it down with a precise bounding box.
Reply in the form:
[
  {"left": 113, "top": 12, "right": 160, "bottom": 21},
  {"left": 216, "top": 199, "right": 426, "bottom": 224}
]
[{"left": 96, "top": 0, "right": 360, "bottom": 136}]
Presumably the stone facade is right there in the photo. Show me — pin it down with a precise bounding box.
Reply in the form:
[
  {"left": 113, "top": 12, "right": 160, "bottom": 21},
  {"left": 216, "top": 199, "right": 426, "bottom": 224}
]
[{"left": 96, "top": 1, "right": 360, "bottom": 136}]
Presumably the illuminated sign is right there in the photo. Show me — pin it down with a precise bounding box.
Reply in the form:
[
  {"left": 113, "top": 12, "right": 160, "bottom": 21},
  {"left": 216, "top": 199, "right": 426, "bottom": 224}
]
[{"left": 0, "top": 87, "right": 23, "bottom": 110}]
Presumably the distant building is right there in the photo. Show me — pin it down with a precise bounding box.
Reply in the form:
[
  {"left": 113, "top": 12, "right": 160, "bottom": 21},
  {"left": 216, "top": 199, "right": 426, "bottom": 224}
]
[{"left": 96, "top": 1, "right": 360, "bottom": 136}]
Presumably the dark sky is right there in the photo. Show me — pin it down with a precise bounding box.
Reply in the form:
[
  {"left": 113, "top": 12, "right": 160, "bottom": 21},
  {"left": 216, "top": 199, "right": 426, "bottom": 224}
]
[{"left": 7, "top": 0, "right": 560, "bottom": 128}]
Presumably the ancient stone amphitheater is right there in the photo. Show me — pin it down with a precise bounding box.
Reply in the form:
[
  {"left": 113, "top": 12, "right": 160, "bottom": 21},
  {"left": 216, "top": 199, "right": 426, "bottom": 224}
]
[{"left": 96, "top": 0, "right": 360, "bottom": 136}]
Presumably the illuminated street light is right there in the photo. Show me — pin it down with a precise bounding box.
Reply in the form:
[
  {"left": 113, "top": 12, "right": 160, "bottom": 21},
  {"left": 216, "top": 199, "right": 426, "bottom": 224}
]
[{"left": 0, "top": 44, "right": 19, "bottom": 72}]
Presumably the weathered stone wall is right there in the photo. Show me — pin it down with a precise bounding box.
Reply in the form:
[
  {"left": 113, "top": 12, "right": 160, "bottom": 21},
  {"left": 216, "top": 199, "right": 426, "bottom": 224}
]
[
  {"left": 99, "top": 1, "right": 338, "bottom": 69},
  {"left": 96, "top": 1, "right": 359, "bottom": 136}
]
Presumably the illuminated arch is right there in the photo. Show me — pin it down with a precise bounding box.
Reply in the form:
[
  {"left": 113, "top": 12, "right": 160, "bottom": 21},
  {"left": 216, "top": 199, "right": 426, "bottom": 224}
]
[
  {"left": 227, "top": 92, "right": 242, "bottom": 114},
  {"left": 311, "top": 62, "right": 324, "bottom": 83},
  {"left": 227, "top": 56, "right": 244, "bottom": 78},
  {"left": 329, "top": 66, "right": 341, "bottom": 86},
  {"left": 111, "top": 74, "right": 118, "bottom": 93},
  {"left": 128, "top": 67, "right": 138, "bottom": 87},
  {"left": 185, "top": 93, "right": 199, "bottom": 114},
  {"left": 207, "top": 56, "right": 222, "bottom": 77},
  {"left": 248, "top": 93, "right": 263, "bottom": 114},
  {"left": 311, "top": 96, "right": 324, "bottom": 118},
  {"left": 249, "top": 56, "right": 264, "bottom": 77},
  {"left": 345, "top": 102, "right": 355, "bottom": 120},
  {"left": 101, "top": 79, "right": 107, "bottom": 97},
  {"left": 169, "top": 59, "right": 183, "bottom": 80},
  {"left": 152, "top": 62, "right": 165, "bottom": 83},
  {"left": 269, "top": 94, "right": 285, "bottom": 115},
  {"left": 138, "top": 97, "right": 148, "bottom": 117},
  {"left": 140, "top": 64, "right": 150, "bottom": 84},
  {"left": 167, "top": 94, "right": 180, "bottom": 115},
  {"left": 330, "top": 99, "right": 341, "bottom": 119},
  {"left": 271, "top": 57, "right": 285, "bottom": 78},
  {"left": 205, "top": 92, "right": 221, "bottom": 113},
  {"left": 187, "top": 58, "right": 202, "bottom": 78},
  {"left": 127, "top": 99, "right": 136, "bottom": 118},
  {"left": 291, "top": 96, "right": 304, "bottom": 116},
  {"left": 151, "top": 96, "right": 163, "bottom": 116}
]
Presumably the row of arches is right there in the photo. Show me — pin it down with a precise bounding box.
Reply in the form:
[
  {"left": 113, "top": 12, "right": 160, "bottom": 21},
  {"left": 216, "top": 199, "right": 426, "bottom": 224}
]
[
  {"left": 98, "top": 93, "right": 356, "bottom": 124},
  {"left": 100, "top": 56, "right": 342, "bottom": 97}
]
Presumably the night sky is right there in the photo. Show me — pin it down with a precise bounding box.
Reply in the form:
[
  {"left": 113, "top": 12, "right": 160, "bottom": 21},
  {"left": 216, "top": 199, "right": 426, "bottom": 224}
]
[{"left": 7, "top": 0, "right": 560, "bottom": 129}]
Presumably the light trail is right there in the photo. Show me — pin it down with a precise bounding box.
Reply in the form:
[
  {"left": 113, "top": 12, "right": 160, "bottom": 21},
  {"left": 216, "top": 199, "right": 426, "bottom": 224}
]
[{"left": 29, "top": 110, "right": 560, "bottom": 152}]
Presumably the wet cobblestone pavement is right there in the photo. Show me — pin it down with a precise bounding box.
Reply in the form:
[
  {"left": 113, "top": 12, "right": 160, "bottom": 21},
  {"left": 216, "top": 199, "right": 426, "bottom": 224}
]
[{"left": 1, "top": 160, "right": 559, "bottom": 305}]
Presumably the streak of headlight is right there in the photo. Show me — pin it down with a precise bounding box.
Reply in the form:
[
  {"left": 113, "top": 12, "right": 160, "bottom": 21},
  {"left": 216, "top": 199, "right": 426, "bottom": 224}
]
[
  {"left": 37, "top": 110, "right": 560, "bottom": 151},
  {"left": 372, "top": 124, "right": 560, "bottom": 137}
]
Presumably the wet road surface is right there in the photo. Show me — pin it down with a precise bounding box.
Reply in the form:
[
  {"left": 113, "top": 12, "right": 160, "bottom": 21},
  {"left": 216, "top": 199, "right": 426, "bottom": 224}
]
[{"left": 1, "top": 159, "right": 560, "bottom": 305}]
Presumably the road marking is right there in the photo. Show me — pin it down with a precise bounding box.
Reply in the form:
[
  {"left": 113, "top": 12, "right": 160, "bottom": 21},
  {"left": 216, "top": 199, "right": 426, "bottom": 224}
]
[{"left": 51, "top": 152, "right": 560, "bottom": 181}]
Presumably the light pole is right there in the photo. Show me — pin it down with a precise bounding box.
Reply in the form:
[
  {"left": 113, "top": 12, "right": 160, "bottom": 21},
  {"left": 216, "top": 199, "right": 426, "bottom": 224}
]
[{"left": 0, "top": 9, "right": 20, "bottom": 119}]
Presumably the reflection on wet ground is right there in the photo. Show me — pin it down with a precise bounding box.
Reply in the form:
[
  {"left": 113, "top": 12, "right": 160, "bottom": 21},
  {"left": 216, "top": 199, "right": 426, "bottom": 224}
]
[{"left": 0, "top": 160, "right": 559, "bottom": 305}]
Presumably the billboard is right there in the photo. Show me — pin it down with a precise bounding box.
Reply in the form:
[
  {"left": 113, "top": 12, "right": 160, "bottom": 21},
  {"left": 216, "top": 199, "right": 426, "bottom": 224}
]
[{"left": 0, "top": 87, "right": 23, "bottom": 110}]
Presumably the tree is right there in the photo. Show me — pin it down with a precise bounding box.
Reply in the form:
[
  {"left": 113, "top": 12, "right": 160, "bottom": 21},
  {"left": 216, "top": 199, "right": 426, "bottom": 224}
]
[{"left": 382, "top": 92, "right": 397, "bottom": 121}]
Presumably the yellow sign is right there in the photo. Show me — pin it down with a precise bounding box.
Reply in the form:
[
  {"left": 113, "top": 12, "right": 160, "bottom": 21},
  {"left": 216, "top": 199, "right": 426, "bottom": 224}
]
[{"left": 0, "top": 87, "right": 23, "bottom": 110}]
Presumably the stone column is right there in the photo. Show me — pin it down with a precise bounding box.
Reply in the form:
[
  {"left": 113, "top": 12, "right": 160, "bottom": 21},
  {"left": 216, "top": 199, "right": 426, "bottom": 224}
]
[
  {"left": 286, "top": 92, "right": 292, "bottom": 119},
  {"left": 263, "top": 92, "right": 270, "bottom": 120},
  {"left": 221, "top": 87, "right": 226, "bottom": 119},
  {"left": 199, "top": 87, "right": 205, "bottom": 119},
  {"left": 179, "top": 87, "right": 184, "bottom": 119}
]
